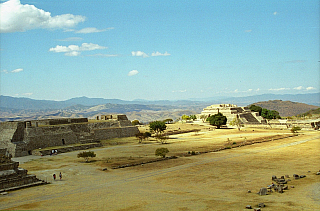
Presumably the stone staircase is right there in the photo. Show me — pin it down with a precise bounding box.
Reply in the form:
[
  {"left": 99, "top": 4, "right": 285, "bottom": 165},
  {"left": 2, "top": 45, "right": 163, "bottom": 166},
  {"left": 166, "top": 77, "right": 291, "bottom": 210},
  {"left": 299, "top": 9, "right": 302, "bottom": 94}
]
[
  {"left": 0, "top": 152, "right": 47, "bottom": 193},
  {"left": 239, "top": 113, "right": 261, "bottom": 124}
]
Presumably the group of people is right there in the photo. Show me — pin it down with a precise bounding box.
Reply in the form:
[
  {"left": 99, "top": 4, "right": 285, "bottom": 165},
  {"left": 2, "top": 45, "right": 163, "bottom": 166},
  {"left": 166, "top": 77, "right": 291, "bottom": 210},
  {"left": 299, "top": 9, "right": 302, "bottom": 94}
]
[
  {"left": 53, "top": 172, "right": 62, "bottom": 180},
  {"left": 50, "top": 149, "right": 58, "bottom": 156}
]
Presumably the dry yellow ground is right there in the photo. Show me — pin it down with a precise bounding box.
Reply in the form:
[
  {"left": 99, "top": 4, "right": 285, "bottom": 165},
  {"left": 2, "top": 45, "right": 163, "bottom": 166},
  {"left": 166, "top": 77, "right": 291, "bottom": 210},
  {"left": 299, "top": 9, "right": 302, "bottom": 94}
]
[{"left": 0, "top": 123, "right": 319, "bottom": 211}]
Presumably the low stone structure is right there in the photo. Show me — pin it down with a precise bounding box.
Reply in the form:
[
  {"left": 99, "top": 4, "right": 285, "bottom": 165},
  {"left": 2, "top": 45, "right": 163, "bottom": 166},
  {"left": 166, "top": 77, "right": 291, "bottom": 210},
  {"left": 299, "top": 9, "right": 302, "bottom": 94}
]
[
  {"left": 0, "top": 115, "right": 139, "bottom": 157},
  {"left": 0, "top": 149, "right": 46, "bottom": 192},
  {"left": 200, "top": 104, "right": 266, "bottom": 124},
  {"left": 200, "top": 104, "right": 320, "bottom": 130},
  {"left": 267, "top": 118, "right": 320, "bottom": 130}
]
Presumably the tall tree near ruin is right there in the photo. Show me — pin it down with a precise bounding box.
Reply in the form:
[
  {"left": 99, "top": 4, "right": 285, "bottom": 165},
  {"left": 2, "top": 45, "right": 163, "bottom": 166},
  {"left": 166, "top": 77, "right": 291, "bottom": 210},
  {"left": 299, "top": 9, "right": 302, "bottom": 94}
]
[
  {"left": 229, "top": 116, "right": 243, "bottom": 131},
  {"left": 207, "top": 112, "right": 227, "bottom": 129},
  {"left": 149, "top": 121, "right": 167, "bottom": 136}
]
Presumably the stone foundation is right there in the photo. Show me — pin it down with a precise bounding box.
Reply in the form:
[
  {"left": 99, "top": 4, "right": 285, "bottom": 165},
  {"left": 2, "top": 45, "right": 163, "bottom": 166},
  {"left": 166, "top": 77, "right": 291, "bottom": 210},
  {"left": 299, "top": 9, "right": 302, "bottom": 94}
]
[
  {"left": 0, "top": 115, "right": 139, "bottom": 157},
  {"left": 0, "top": 149, "right": 47, "bottom": 192}
]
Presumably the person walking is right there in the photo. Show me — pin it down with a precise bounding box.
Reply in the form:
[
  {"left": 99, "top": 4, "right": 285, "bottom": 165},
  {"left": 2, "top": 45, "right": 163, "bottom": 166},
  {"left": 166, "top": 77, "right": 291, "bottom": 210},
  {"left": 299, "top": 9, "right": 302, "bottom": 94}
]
[
  {"left": 53, "top": 174, "right": 56, "bottom": 180},
  {"left": 59, "top": 172, "right": 62, "bottom": 180}
]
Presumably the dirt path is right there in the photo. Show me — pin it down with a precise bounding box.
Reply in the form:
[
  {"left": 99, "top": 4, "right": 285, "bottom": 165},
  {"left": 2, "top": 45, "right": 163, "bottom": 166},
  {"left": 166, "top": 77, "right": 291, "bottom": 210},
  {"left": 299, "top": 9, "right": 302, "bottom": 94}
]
[{"left": 1, "top": 130, "right": 319, "bottom": 211}]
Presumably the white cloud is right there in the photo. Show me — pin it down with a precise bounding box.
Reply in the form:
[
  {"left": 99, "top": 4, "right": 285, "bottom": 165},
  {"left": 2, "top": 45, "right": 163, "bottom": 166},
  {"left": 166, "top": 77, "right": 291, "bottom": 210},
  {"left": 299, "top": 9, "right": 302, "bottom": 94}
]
[
  {"left": 293, "top": 86, "right": 303, "bottom": 90},
  {"left": 11, "top": 68, "right": 23, "bottom": 73},
  {"left": 131, "top": 51, "right": 149, "bottom": 58},
  {"left": 172, "top": 90, "right": 187, "bottom": 93},
  {"left": 268, "top": 88, "right": 290, "bottom": 91},
  {"left": 151, "top": 51, "right": 171, "bottom": 56},
  {"left": 49, "top": 43, "right": 107, "bottom": 56},
  {"left": 0, "top": 0, "right": 86, "bottom": 33},
  {"left": 293, "top": 86, "right": 316, "bottom": 91},
  {"left": 22, "top": 92, "right": 33, "bottom": 96},
  {"left": 245, "top": 30, "right": 252, "bottom": 33},
  {"left": 65, "top": 51, "right": 81, "bottom": 56},
  {"left": 58, "top": 37, "right": 83, "bottom": 42},
  {"left": 128, "top": 70, "right": 139, "bottom": 76},
  {"left": 273, "top": 11, "right": 278, "bottom": 15},
  {"left": 306, "top": 87, "right": 316, "bottom": 90},
  {"left": 132, "top": 51, "right": 171, "bottom": 58},
  {"left": 2, "top": 68, "right": 24, "bottom": 73},
  {"left": 256, "top": 88, "right": 260, "bottom": 92},
  {"left": 75, "top": 27, "right": 113, "bottom": 34}
]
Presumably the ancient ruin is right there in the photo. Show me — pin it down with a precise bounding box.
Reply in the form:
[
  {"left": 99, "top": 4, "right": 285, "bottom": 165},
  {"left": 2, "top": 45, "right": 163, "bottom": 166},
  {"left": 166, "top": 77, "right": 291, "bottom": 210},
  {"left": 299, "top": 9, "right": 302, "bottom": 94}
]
[
  {"left": 201, "top": 104, "right": 266, "bottom": 124},
  {"left": 0, "top": 149, "right": 47, "bottom": 193},
  {"left": 0, "top": 114, "right": 139, "bottom": 157},
  {"left": 200, "top": 104, "right": 320, "bottom": 130}
]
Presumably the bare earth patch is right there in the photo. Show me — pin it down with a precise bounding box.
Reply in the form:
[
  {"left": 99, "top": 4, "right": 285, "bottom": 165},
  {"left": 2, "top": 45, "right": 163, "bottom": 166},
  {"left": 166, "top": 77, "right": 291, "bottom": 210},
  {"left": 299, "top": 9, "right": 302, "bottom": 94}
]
[{"left": 1, "top": 124, "right": 319, "bottom": 211}]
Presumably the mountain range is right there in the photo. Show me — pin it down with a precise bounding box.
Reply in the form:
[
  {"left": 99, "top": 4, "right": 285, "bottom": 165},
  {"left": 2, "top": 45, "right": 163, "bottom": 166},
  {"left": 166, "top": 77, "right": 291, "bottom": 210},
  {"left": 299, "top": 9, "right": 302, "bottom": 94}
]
[{"left": 0, "top": 93, "right": 319, "bottom": 122}]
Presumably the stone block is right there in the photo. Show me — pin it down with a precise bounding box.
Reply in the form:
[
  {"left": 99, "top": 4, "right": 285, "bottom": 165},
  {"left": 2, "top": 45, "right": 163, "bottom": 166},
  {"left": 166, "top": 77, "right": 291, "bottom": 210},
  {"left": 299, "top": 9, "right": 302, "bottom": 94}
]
[
  {"left": 293, "top": 174, "right": 300, "bottom": 179},
  {"left": 257, "top": 188, "right": 267, "bottom": 196}
]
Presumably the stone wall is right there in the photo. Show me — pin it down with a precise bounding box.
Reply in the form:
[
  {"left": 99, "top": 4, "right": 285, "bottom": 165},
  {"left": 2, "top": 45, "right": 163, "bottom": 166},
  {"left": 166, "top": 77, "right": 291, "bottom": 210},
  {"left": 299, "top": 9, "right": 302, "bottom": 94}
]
[
  {"left": 0, "top": 115, "right": 139, "bottom": 157},
  {"left": 29, "top": 118, "right": 88, "bottom": 127}
]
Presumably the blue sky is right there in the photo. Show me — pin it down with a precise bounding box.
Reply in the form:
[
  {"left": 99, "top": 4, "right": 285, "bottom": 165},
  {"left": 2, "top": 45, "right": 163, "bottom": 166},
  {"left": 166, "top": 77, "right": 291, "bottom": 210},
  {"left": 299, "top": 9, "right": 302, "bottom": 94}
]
[{"left": 0, "top": 0, "right": 319, "bottom": 101}]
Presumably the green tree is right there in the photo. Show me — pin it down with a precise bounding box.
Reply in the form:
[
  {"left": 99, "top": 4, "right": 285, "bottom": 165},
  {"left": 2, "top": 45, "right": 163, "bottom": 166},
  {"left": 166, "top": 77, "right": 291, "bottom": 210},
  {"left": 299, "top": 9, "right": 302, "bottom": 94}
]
[
  {"left": 77, "top": 151, "right": 96, "bottom": 163},
  {"left": 290, "top": 126, "right": 301, "bottom": 134},
  {"left": 200, "top": 114, "right": 208, "bottom": 122},
  {"left": 229, "top": 117, "right": 243, "bottom": 131},
  {"left": 270, "top": 110, "right": 281, "bottom": 119},
  {"left": 131, "top": 120, "right": 140, "bottom": 126},
  {"left": 261, "top": 108, "right": 281, "bottom": 119},
  {"left": 249, "top": 105, "right": 262, "bottom": 115},
  {"left": 181, "top": 115, "right": 190, "bottom": 122},
  {"left": 163, "top": 118, "right": 173, "bottom": 124},
  {"left": 155, "top": 148, "right": 169, "bottom": 158},
  {"left": 189, "top": 115, "right": 197, "bottom": 121},
  {"left": 207, "top": 113, "right": 227, "bottom": 129},
  {"left": 136, "top": 132, "right": 152, "bottom": 143},
  {"left": 149, "top": 121, "right": 167, "bottom": 135},
  {"left": 155, "top": 133, "right": 169, "bottom": 144},
  {"left": 135, "top": 132, "right": 145, "bottom": 143},
  {"left": 144, "top": 132, "right": 152, "bottom": 140}
]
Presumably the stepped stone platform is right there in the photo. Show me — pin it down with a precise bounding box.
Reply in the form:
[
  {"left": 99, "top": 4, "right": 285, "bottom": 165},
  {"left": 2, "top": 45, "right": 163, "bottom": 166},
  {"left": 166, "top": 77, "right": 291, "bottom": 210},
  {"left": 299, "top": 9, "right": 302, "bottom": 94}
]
[
  {"left": 0, "top": 149, "right": 47, "bottom": 193},
  {"left": 0, "top": 114, "right": 139, "bottom": 157},
  {"left": 200, "top": 104, "right": 265, "bottom": 124}
]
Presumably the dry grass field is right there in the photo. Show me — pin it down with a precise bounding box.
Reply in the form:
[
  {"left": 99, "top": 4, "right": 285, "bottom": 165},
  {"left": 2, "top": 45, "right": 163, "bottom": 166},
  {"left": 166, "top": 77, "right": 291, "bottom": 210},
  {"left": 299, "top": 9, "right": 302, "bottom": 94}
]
[{"left": 1, "top": 122, "right": 319, "bottom": 211}]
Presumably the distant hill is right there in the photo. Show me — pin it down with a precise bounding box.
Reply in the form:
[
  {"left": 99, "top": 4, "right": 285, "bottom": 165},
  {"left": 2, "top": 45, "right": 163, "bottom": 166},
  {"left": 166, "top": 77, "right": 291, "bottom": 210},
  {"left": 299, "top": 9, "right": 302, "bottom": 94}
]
[
  {"left": 1, "top": 93, "right": 319, "bottom": 110},
  {"left": 222, "top": 93, "right": 320, "bottom": 107},
  {"left": 0, "top": 93, "right": 319, "bottom": 122},
  {"left": 251, "top": 100, "right": 319, "bottom": 117},
  {"left": 297, "top": 108, "right": 320, "bottom": 117}
]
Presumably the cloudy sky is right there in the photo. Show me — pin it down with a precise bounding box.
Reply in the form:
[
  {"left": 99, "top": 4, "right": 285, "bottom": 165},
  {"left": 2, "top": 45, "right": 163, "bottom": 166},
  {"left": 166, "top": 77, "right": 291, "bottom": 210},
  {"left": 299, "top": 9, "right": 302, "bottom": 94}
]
[{"left": 0, "top": 0, "right": 319, "bottom": 101}]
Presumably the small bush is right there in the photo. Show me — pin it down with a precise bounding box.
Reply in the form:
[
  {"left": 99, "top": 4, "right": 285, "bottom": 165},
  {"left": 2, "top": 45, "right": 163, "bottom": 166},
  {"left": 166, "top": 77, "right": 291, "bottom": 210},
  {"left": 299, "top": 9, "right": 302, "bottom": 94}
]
[
  {"left": 291, "top": 126, "right": 301, "bottom": 134},
  {"left": 77, "top": 151, "right": 96, "bottom": 162},
  {"left": 155, "top": 148, "right": 169, "bottom": 158}
]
